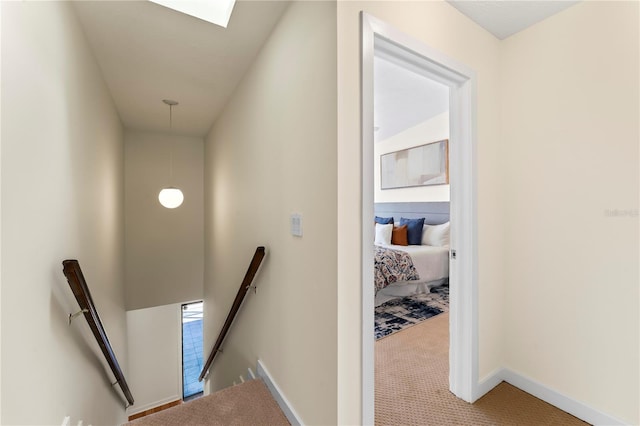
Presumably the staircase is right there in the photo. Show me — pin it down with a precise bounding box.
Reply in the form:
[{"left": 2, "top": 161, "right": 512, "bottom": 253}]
[
  {"left": 232, "top": 366, "right": 257, "bottom": 386},
  {"left": 125, "top": 249, "right": 290, "bottom": 425},
  {"left": 124, "top": 377, "right": 289, "bottom": 426}
]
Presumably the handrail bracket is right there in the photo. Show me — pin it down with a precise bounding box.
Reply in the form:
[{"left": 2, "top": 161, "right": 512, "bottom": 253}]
[{"left": 69, "top": 309, "right": 89, "bottom": 325}]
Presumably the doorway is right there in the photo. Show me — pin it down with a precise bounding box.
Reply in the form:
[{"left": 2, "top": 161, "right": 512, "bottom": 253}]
[
  {"left": 361, "top": 13, "right": 479, "bottom": 423},
  {"left": 182, "top": 301, "right": 204, "bottom": 400}
]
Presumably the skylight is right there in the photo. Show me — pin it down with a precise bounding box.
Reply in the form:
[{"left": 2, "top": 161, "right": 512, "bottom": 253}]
[{"left": 149, "top": 0, "right": 237, "bottom": 28}]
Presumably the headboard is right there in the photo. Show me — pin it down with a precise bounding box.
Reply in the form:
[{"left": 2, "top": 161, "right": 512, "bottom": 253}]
[{"left": 374, "top": 202, "right": 449, "bottom": 225}]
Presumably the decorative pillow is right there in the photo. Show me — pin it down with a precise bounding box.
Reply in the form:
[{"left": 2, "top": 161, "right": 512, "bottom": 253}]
[
  {"left": 375, "top": 216, "right": 394, "bottom": 225},
  {"left": 374, "top": 223, "right": 393, "bottom": 245},
  {"left": 391, "top": 225, "right": 408, "bottom": 246},
  {"left": 399, "top": 217, "right": 426, "bottom": 245},
  {"left": 422, "top": 222, "right": 450, "bottom": 247}
]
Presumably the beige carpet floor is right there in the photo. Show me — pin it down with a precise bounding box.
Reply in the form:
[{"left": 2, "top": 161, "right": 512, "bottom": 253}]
[
  {"left": 124, "top": 379, "right": 289, "bottom": 426},
  {"left": 375, "top": 313, "right": 589, "bottom": 425}
]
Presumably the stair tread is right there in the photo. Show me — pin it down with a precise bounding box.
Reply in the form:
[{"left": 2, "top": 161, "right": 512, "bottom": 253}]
[{"left": 125, "top": 379, "right": 289, "bottom": 426}]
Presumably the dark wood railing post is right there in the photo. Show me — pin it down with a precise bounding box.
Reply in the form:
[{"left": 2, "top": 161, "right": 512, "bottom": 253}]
[
  {"left": 199, "top": 246, "right": 266, "bottom": 382},
  {"left": 62, "top": 260, "right": 134, "bottom": 407}
]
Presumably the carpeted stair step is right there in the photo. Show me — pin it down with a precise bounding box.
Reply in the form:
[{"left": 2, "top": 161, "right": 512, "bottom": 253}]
[{"left": 124, "top": 379, "right": 289, "bottom": 426}]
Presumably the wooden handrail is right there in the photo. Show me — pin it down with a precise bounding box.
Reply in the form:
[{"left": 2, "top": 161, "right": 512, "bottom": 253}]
[
  {"left": 62, "top": 260, "right": 134, "bottom": 407},
  {"left": 199, "top": 246, "right": 266, "bottom": 382}
]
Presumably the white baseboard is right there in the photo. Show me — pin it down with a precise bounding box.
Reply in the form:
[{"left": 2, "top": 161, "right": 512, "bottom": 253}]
[
  {"left": 256, "top": 359, "right": 304, "bottom": 426},
  {"left": 480, "top": 368, "right": 627, "bottom": 426},
  {"left": 126, "top": 394, "right": 182, "bottom": 417},
  {"left": 474, "top": 367, "right": 504, "bottom": 401}
]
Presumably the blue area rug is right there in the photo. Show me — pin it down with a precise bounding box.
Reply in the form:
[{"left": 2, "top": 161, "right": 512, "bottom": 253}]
[{"left": 375, "top": 286, "right": 449, "bottom": 340}]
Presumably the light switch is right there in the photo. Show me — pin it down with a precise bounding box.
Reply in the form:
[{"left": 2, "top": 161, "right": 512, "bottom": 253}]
[{"left": 290, "top": 213, "right": 303, "bottom": 237}]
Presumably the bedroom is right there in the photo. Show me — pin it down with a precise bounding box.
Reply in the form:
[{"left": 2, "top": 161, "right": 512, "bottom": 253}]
[{"left": 371, "top": 39, "right": 453, "bottom": 422}]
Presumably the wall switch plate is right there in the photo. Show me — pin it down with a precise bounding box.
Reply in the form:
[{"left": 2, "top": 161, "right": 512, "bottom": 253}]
[{"left": 290, "top": 213, "right": 303, "bottom": 237}]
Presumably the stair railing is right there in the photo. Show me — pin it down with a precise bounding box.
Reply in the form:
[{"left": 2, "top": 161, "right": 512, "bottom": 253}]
[
  {"left": 62, "top": 260, "right": 134, "bottom": 407},
  {"left": 199, "top": 246, "right": 266, "bottom": 382}
]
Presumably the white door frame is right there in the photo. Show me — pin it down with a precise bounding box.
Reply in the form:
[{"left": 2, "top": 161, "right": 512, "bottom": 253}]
[{"left": 361, "top": 13, "right": 479, "bottom": 424}]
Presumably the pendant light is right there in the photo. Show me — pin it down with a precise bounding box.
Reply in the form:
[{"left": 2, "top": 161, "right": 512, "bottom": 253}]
[{"left": 158, "top": 99, "right": 184, "bottom": 209}]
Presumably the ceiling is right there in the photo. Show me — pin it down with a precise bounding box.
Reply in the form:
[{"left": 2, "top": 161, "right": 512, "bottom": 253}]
[
  {"left": 447, "top": 1, "right": 579, "bottom": 40},
  {"left": 374, "top": 1, "right": 581, "bottom": 142},
  {"left": 73, "top": 1, "right": 579, "bottom": 139},
  {"left": 374, "top": 56, "right": 448, "bottom": 143},
  {"left": 73, "top": 1, "right": 289, "bottom": 137}
]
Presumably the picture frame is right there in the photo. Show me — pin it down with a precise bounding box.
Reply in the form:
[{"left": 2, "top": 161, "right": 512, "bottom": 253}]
[{"left": 380, "top": 139, "right": 449, "bottom": 189}]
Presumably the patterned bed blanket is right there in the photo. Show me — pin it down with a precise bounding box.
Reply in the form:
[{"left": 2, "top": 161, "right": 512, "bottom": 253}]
[{"left": 374, "top": 246, "right": 420, "bottom": 293}]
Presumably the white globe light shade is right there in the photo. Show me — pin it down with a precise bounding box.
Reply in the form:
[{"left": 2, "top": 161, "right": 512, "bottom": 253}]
[{"left": 158, "top": 187, "right": 184, "bottom": 209}]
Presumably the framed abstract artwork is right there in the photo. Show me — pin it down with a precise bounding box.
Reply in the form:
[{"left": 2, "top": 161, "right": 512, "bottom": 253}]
[{"left": 380, "top": 139, "right": 449, "bottom": 189}]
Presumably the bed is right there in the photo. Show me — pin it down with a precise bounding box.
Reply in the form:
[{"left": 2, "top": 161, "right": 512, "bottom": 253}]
[
  {"left": 374, "top": 202, "right": 450, "bottom": 306},
  {"left": 374, "top": 244, "right": 449, "bottom": 305}
]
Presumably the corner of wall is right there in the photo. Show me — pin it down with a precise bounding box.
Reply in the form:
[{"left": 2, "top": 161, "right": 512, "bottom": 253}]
[
  {"left": 256, "top": 360, "right": 304, "bottom": 426},
  {"left": 1, "top": 3, "right": 127, "bottom": 424},
  {"left": 203, "top": 2, "right": 338, "bottom": 424}
]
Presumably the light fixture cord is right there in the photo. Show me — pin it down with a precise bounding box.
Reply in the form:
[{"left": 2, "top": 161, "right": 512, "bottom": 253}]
[{"left": 169, "top": 104, "right": 174, "bottom": 183}]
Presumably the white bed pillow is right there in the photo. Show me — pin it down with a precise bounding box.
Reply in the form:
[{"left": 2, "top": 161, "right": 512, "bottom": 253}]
[
  {"left": 422, "top": 222, "right": 450, "bottom": 247},
  {"left": 374, "top": 223, "right": 393, "bottom": 246}
]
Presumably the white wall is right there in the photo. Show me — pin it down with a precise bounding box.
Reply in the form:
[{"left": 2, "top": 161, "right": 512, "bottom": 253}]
[
  {"left": 501, "top": 2, "right": 639, "bottom": 424},
  {"left": 1, "top": 3, "right": 126, "bottom": 425},
  {"left": 126, "top": 303, "right": 182, "bottom": 416},
  {"left": 375, "top": 112, "right": 450, "bottom": 203},
  {"left": 125, "top": 130, "right": 204, "bottom": 310},
  {"left": 0, "top": 4, "right": 3, "bottom": 420},
  {"left": 338, "top": 3, "right": 503, "bottom": 424},
  {"left": 203, "top": 2, "right": 337, "bottom": 424}
]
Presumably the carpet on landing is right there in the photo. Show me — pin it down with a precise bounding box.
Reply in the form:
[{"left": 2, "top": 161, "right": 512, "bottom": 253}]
[
  {"left": 124, "top": 379, "right": 289, "bottom": 426},
  {"left": 375, "top": 312, "right": 588, "bottom": 425}
]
